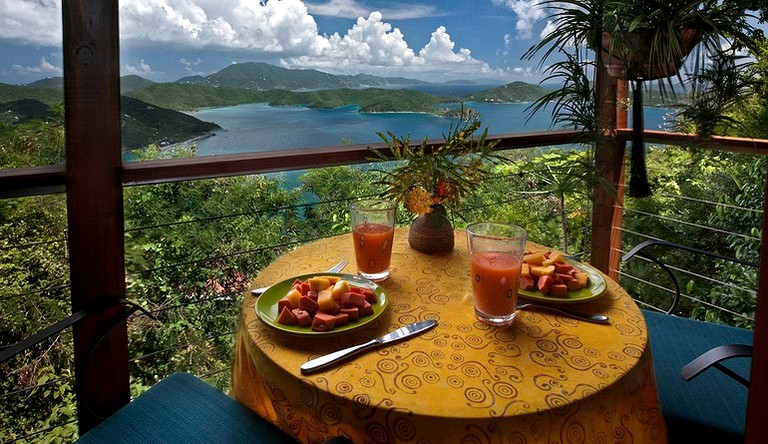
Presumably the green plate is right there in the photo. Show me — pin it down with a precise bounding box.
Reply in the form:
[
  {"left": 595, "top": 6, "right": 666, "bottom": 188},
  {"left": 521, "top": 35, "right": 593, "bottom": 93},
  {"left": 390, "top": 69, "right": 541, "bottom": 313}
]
[
  {"left": 255, "top": 273, "right": 388, "bottom": 336},
  {"left": 518, "top": 259, "right": 607, "bottom": 304}
]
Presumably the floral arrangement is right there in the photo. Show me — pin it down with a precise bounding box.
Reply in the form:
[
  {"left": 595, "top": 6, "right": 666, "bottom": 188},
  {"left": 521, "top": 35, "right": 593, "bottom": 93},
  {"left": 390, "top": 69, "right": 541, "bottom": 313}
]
[{"left": 372, "top": 116, "right": 503, "bottom": 216}]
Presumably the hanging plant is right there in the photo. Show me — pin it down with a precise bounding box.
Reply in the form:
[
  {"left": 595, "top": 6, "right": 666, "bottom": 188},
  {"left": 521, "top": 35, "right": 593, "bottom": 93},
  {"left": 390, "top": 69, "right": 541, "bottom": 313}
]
[{"left": 524, "top": 0, "right": 763, "bottom": 197}]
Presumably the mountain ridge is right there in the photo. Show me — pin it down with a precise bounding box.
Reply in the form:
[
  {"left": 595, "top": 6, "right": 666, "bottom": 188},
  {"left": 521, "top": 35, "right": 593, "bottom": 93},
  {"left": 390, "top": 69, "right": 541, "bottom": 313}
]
[{"left": 177, "top": 62, "right": 430, "bottom": 90}]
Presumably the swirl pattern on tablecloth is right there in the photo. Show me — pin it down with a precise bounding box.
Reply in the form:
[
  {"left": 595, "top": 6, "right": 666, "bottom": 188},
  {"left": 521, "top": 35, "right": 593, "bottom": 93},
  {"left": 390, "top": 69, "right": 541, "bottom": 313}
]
[{"left": 231, "top": 229, "right": 668, "bottom": 443}]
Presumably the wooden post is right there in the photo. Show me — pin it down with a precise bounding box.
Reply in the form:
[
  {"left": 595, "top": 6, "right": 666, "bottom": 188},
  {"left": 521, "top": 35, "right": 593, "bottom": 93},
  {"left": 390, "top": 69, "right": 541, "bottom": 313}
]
[
  {"left": 590, "top": 68, "right": 627, "bottom": 278},
  {"left": 63, "top": 0, "right": 129, "bottom": 433},
  {"left": 745, "top": 170, "right": 768, "bottom": 443}
]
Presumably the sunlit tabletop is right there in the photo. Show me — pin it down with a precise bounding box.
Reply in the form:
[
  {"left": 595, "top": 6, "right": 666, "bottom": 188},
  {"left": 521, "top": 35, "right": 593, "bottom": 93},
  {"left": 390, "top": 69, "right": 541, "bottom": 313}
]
[{"left": 231, "top": 228, "right": 667, "bottom": 443}]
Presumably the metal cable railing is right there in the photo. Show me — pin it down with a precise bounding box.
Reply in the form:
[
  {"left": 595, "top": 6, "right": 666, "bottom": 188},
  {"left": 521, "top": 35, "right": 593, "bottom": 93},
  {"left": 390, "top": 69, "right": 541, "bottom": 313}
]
[{"left": 622, "top": 207, "right": 761, "bottom": 242}]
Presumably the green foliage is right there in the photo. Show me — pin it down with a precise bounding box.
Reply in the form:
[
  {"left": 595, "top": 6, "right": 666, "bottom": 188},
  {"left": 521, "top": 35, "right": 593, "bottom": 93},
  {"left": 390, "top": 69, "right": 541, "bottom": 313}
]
[
  {"left": 1, "top": 192, "right": 72, "bottom": 442},
  {"left": 0, "top": 104, "right": 65, "bottom": 168},
  {"left": 620, "top": 148, "right": 762, "bottom": 327},
  {"left": 488, "top": 148, "right": 595, "bottom": 255},
  {"left": 124, "top": 83, "right": 448, "bottom": 114},
  {"left": 372, "top": 117, "right": 504, "bottom": 215},
  {"left": 299, "top": 165, "right": 384, "bottom": 233},
  {"left": 189, "top": 61, "right": 429, "bottom": 91},
  {"left": 123, "top": 147, "right": 305, "bottom": 382},
  {"left": 261, "top": 88, "right": 448, "bottom": 114}
]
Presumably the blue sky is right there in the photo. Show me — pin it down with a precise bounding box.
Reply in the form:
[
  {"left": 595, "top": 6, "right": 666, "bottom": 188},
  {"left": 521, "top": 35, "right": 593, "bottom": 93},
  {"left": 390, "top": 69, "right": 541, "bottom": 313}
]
[
  {"left": 0, "top": 1, "right": 765, "bottom": 86},
  {"left": 0, "top": 0, "right": 550, "bottom": 85}
]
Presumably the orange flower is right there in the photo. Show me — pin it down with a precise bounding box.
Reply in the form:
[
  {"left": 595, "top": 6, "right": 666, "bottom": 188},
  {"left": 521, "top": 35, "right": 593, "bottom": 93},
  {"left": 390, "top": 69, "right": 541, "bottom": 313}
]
[{"left": 405, "top": 187, "right": 433, "bottom": 215}]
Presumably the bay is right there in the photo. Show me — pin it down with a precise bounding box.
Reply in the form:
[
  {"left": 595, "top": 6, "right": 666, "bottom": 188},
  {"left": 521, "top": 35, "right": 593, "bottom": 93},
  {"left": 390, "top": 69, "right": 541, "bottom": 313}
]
[
  {"left": 187, "top": 89, "right": 674, "bottom": 155},
  {"left": 183, "top": 85, "right": 674, "bottom": 194}
]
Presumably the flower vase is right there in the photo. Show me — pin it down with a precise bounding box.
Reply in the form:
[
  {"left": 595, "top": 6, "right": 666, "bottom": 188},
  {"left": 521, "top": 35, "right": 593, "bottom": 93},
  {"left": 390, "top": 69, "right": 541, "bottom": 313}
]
[{"left": 408, "top": 205, "right": 454, "bottom": 254}]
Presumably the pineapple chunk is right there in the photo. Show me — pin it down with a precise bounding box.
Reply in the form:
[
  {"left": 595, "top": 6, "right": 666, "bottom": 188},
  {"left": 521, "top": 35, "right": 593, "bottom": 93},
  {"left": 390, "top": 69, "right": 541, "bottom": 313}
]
[
  {"left": 285, "top": 288, "right": 302, "bottom": 308},
  {"left": 331, "top": 279, "right": 351, "bottom": 299},
  {"left": 523, "top": 252, "right": 546, "bottom": 265},
  {"left": 317, "top": 289, "right": 336, "bottom": 313},
  {"left": 308, "top": 277, "right": 331, "bottom": 291},
  {"left": 530, "top": 265, "right": 556, "bottom": 277}
]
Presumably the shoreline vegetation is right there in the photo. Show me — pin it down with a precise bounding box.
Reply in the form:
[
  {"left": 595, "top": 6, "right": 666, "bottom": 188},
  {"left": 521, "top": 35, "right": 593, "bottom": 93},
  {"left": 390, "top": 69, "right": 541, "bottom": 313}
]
[{"left": 1, "top": 81, "right": 546, "bottom": 151}]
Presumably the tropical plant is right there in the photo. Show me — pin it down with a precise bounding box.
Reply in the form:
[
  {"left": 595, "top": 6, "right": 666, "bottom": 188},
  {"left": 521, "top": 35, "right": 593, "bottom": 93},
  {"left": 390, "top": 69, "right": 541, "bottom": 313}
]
[
  {"left": 523, "top": 0, "right": 764, "bottom": 196},
  {"left": 371, "top": 116, "right": 503, "bottom": 217}
]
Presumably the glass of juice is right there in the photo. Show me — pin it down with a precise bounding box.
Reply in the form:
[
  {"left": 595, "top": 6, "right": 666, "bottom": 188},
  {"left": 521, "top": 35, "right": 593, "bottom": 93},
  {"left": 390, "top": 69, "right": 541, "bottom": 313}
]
[
  {"left": 466, "top": 222, "right": 527, "bottom": 326},
  {"left": 350, "top": 199, "right": 396, "bottom": 281}
]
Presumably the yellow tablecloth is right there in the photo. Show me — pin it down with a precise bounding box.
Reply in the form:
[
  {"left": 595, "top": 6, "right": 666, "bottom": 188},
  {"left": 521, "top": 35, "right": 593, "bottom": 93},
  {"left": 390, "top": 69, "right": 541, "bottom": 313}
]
[{"left": 232, "top": 229, "right": 667, "bottom": 443}]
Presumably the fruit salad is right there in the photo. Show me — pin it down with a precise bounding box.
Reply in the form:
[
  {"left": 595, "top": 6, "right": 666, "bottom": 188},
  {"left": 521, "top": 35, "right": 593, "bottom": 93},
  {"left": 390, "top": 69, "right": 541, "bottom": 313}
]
[
  {"left": 274, "top": 275, "right": 378, "bottom": 332},
  {"left": 519, "top": 251, "right": 590, "bottom": 297}
]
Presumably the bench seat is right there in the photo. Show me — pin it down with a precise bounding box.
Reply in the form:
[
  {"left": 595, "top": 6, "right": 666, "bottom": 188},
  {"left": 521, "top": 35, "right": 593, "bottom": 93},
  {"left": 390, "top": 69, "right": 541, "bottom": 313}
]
[{"left": 76, "top": 372, "right": 296, "bottom": 443}]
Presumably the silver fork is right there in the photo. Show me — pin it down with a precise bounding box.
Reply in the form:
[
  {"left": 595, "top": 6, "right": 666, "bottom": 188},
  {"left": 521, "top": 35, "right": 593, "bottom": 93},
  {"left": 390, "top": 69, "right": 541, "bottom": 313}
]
[{"left": 250, "top": 259, "right": 349, "bottom": 296}]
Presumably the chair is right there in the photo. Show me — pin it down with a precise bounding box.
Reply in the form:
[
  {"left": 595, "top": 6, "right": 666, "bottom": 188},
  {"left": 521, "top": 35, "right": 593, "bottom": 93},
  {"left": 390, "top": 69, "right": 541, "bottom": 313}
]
[{"left": 622, "top": 240, "right": 755, "bottom": 443}]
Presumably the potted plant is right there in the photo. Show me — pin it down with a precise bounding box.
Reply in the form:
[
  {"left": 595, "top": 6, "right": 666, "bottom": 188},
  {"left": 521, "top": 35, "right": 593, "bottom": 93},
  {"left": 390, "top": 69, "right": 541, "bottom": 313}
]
[
  {"left": 524, "top": 0, "right": 763, "bottom": 197},
  {"left": 371, "top": 115, "right": 503, "bottom": 254}
]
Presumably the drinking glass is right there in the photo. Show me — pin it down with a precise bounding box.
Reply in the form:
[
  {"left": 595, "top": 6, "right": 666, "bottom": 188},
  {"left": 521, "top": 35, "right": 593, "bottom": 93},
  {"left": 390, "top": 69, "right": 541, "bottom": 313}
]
[
  {"left": 466, "top": 222, "right": 527, "bottom": 326},
  {"left": 350, "top": 199, "right": 396, "bottom": 281}
]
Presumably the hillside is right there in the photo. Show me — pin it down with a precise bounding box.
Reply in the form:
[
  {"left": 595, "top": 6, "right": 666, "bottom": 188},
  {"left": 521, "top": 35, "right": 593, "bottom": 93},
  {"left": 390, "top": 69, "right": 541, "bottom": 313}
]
[
  {"left": 124, "top": 83, "right": 267, "bottom": 110},
  {"left": 121, "top": 75, "right": 156, "bottom": 93},
  {"left": 259, "top": 87, "right": 449, "bottom": 113},
  {"left": 27, "top": 77, "right": 64, "bottom": 89},
  {"left": 463, "top": 81, "right": 550, "bottom": 103},
  {"left": 0, "top": 83, "right": 219, "bottom": 150},
  {"left": 0, "top": 83, "right": 62, "bottom": 105},
  {"left": 180, "top": 62, "right": 429, "bottom": 90},
  {"left": 0, "top": 99, "right": 59, "bottom": 124},
  {"left": 124, "top": 82, "right": 451, "bottom": 113},
  {"left": 120, "top": 96, "right": 220, "bottom": 149},
  {"left": 9, "top": 75, "right": 157, "bottom": 94}
]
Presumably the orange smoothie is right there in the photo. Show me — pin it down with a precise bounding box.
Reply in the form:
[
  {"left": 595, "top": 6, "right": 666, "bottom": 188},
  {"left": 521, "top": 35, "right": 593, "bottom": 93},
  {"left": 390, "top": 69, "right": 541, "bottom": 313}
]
[
  {"left": 353, "top": 222, "right": 394, "bottom": 274},
  {"left": 470, "top": 251, "right": 522, "bottom": 316}
]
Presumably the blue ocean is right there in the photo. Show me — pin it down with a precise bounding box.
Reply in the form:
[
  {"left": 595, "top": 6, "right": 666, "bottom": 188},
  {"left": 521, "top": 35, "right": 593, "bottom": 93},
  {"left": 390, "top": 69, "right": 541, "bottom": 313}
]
[{"left": 186, "top": 84, "right": 674, "bottom": 156}]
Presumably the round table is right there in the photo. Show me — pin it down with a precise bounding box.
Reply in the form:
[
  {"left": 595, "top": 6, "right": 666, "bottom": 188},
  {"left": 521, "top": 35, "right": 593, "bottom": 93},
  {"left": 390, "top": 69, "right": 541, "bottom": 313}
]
[{"left": 231, "top": 229, "right": 667, "bottom": 443}]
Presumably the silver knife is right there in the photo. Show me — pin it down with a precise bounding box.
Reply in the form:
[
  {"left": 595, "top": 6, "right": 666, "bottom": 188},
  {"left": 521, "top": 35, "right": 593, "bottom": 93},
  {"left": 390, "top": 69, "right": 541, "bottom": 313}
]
[{"left": 300, "top": 319, "right": 438, "bottom": 374}]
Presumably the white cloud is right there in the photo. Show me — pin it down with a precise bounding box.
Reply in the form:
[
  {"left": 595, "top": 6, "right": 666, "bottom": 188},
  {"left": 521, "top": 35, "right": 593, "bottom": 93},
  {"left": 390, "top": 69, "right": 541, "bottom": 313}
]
[
  {"left": 0, "top": 0, "right": 510, "bottom": 82},
  {"left": 279, "top": 13, "right": 502, "bottom": 81},
  {"left": 491, "top": 0, "right": 546, "bottom": 39},
  {"left": 118, "top": 0, "right": 327, "bottom": 55},
  {"left": 123, "top": 59, "right": 155, "bottom": 76},
  {"left": 0, "top": 0, "right": 61, "bottom": 45},
  {"left": 539, "top": 20, "right": 558, "bottom": 40},
  {"left": 497, "top": 33, "right": 512, "bottom": 56},
  {"left": 306, "top": 0, "right": 439, "bottom": 20},
  {"left": 12, "top": 56, "right": 61, "bottom": 76},
  {"left": 304, "top": 0, "right": 369, "bottom": 18},
  {"left": 179, "top": 57, "right": 203, "bottom": 74}
]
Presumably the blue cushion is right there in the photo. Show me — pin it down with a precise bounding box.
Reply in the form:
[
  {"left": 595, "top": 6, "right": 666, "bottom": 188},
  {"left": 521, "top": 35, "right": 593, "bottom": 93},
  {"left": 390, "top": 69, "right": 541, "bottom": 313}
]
[
  {"left": 76, "top": 372, "right": 295, "bottom": 444},
  {"left": 643, "top": 310, "right": 753, "bottom": 443}
]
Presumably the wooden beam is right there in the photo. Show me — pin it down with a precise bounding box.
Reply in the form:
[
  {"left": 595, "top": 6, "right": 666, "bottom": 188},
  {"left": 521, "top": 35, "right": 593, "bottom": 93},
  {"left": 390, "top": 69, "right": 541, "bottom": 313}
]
[
  {"left": 63, "top": 0, "right": 129, "bottom": 433},
  {"left": 617, "top": 129, "right": 768, "bottom": 156},
  {"left": 590, "top": 70, "right": 626, "bottom": 276},
  {"left": 745, "top": 170, "right": 768, "bottom": 444},
  {"left": 604, "top": 81, "right": 629, "bottom": 280},
  {"left": 0, "top": 165, "right": 66, "bottom": 198},
  {"left": 121, "top": 130, "right": 582, "bottom": 187}
]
